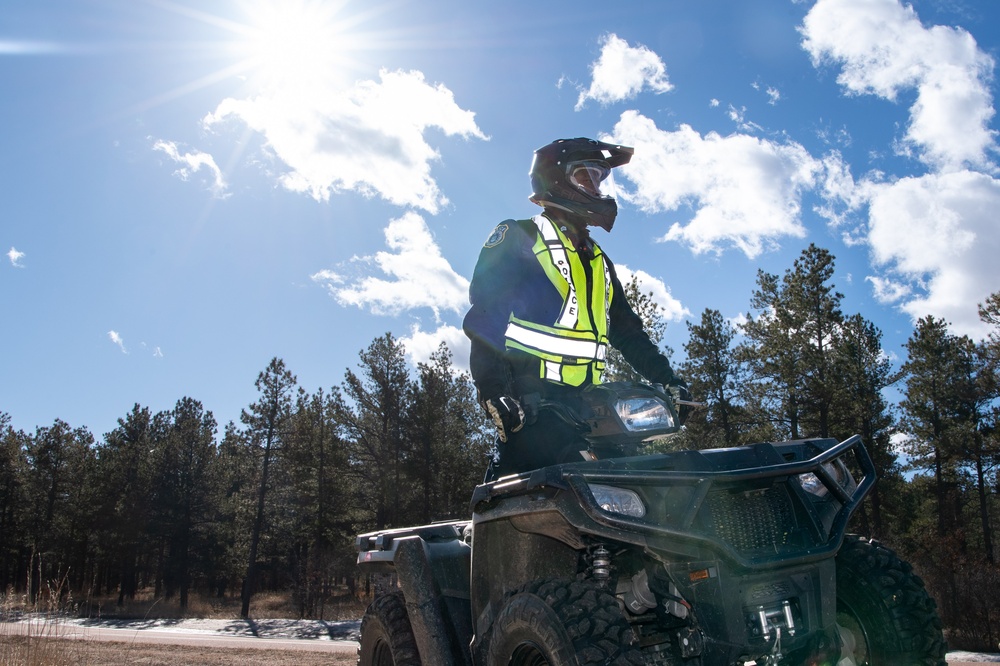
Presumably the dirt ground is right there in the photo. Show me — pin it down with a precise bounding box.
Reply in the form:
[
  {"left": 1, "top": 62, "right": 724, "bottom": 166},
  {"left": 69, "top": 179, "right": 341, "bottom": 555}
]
[
  {"left": 3, "top": 636, "right": 993, "bottom": 666},
  {"left": 0, "top": 636, "right": 356, "bottom": 665}
]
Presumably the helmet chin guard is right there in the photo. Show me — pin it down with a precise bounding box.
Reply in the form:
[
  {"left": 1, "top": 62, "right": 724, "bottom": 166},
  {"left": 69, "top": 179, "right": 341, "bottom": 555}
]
[{"left": 529, "top": 138, "right": 633, "bottom": 231}]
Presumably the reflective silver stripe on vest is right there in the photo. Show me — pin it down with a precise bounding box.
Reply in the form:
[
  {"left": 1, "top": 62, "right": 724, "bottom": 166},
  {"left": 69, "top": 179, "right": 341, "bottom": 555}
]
[
  {"left": 533, "top": 215, "right": 580, "bottom": 329},
  {"left": 505, "top": 321, "right": 608, "bottom": 361}
]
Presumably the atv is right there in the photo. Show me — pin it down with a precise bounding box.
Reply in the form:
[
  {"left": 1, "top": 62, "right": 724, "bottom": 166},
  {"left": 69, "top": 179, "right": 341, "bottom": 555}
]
[{"left": 355, "top": 381, "right": 946, "bottom": 665}]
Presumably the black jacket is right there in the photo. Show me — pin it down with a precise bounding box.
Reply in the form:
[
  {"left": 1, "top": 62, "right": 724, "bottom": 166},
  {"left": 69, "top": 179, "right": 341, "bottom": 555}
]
[{"left": 463, "top": 214, "right": 679, "bottom": 402}]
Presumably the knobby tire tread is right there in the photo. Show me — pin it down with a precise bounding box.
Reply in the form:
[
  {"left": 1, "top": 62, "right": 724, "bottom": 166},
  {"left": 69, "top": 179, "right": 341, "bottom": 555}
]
[
  {"left": 490, "top": 576, "right": 644, "bottom": 666},
  {"left": 836, "top": 535, "right": 947, "bottom": 666},
  {"left": 357, "top": 591, "right": 422, "bottom": 666}
]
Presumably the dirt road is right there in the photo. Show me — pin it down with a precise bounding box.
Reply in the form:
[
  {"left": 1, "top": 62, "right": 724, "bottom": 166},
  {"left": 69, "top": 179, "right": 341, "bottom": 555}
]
[{"left": 3, "top": 619, "right": 996, "bottom": 665}]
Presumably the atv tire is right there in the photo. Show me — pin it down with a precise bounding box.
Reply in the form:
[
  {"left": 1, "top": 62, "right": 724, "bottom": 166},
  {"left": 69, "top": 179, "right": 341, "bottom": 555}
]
[
  {"left": 486, "top": 577, "right": 643, "bottom": 666},
  {"left": 835, "top": 535, "right": 947, "bottom": 666},
  {"left": 358, "top": 591, "right": 421, "bottom": 666}
]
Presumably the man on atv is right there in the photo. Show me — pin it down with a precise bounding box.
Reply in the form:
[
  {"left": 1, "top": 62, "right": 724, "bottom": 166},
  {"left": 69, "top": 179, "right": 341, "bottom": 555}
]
[{"left": 463, "top": 137, "right": 688, "bottom": 477}]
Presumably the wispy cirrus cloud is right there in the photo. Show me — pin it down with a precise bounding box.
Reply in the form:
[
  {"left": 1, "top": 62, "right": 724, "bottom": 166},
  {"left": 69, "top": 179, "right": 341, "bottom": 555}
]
[
  {"left": 108, "top": 330, "right": 127, "bottom": 354},
  {"left": 153, "top": 139, "right": 229, "bottom": 198}
]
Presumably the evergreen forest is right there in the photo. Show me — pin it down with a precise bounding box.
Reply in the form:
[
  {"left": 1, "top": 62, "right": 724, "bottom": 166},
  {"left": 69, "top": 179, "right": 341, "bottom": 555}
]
[{"left": 1, "top": 244, "right": 998, "bottom": 650}]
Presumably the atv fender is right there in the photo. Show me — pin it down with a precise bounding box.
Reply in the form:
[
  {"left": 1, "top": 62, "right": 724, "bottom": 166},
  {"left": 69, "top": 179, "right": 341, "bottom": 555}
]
[{"left": 357, "top": 523, "right": 474, "bottom": 666}]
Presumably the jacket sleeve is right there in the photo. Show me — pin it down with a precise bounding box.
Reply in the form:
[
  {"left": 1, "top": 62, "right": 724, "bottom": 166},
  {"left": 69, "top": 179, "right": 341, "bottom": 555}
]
[
  {"left": 463, "top": 220, "right": 533, "bottom": 400},
  {"left": 605, "top": 258, "right": 682, "bottom": 387}
]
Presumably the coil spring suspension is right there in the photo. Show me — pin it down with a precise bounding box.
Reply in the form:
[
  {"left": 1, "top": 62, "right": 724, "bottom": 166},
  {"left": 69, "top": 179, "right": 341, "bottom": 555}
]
[{"left": 590, "top": 544, "right": 611, "bottom": 584}]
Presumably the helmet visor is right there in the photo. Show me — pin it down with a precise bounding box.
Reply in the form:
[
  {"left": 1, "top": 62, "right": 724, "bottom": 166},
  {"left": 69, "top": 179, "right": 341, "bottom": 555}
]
[{"left": 567, "top": 161, "right": 617, "bottom": 199}]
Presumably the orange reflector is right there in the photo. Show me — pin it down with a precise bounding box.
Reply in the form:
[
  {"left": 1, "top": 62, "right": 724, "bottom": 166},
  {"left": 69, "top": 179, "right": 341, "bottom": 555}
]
[{"left": 689, "top": 569, "right": 710, "bottom": 581}]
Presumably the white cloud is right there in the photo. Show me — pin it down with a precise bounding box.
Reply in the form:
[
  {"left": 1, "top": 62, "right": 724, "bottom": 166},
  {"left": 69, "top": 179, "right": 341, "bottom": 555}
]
[
  {"left": 727, "top": 104, "right": 764, "bottom": 133},
  {"left": 108, "top": 330, "right": 127, "bottom": 354},
  {"left": 608, "top": 111, "right": 826, "bottom": 258},
  {"left": 800, "top": 0, "right": 997, "bottom": 171},
  {"left": 614, "top": 265, "right": 691, "bottom": 323},
  {"left": 863, "top": 170, "right": 1000, "bottom": 339},
  {"left": 576, "top": 34, "right": 674, "bottom": 110},
  {"left": 204, "top": 68, "right": 486, "bottom": 212},
  {"left": 399, "top": 324, "right": 470, "bottom": 373},
  {"left": 312, "top": 212, "right": 470, "bottom": 319},
  {"left": 153, "top": 140, "right": 228, "bottom": 197},
  {"left": 865, "top": 275, "right": 912, "bottom": 304},
  {"left": 751, "top": 81, "right": 781, "bottom": 105},
  {"left": 7, "top": 247, "right": 25, "bottom": 267}
]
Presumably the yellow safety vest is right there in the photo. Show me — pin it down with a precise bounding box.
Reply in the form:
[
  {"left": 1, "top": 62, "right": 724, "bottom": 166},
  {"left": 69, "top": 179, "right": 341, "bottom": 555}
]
[{"left": 504, "top": 215, "right": 613, "bottom": 386}]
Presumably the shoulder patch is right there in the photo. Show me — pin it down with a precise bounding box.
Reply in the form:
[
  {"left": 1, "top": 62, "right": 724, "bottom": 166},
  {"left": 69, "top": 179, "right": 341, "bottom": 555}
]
[{"left": 484, "top": 223, "right": 509, "bottom": 248}]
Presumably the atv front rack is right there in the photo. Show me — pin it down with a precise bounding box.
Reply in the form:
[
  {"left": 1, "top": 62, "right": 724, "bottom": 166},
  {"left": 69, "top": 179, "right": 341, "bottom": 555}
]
[{"left": 472, "top": 435, "right": 875, "bottom": 570}]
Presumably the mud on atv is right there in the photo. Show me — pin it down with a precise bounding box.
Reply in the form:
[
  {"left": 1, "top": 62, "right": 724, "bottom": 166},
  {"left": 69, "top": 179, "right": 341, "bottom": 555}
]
[{"left": 356, "top": 382, "right": 946, "bottom": 666}]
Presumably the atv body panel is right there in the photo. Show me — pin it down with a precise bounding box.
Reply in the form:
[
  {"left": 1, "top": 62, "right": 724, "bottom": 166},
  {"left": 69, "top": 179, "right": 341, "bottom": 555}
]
[{"left": 357, "top": 433, "right": 876, "bottom": 665}]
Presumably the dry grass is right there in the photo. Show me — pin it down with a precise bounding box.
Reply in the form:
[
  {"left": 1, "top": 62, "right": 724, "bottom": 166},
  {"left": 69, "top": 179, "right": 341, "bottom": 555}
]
[
  {"left": 1, "top": 584, "right": 366, "bottom": 665},
  {"left": 5, "top": 586, "right": 367, "bottom": 623}
]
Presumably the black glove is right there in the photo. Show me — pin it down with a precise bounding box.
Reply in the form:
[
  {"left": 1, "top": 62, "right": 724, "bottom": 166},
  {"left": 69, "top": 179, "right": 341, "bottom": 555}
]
[{"left": 484, "top": 395, "right": 525, "bottom": 443}]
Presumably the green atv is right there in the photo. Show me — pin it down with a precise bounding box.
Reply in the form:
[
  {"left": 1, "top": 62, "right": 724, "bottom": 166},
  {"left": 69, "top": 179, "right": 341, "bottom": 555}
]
[{"left": 355, "top": 381, "right": 946, "bottom": 666}]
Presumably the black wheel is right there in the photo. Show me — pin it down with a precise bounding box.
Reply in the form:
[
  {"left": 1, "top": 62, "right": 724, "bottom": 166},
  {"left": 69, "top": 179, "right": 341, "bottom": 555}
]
[
  {"left": 835, "top": 535, "right": 947, "bottom": 666},
  {"left": 486, "top": 577, "right": 643, "bottom": 666},
  {"left": 358, "top": 592, "right": 421, "bottom": 666}
]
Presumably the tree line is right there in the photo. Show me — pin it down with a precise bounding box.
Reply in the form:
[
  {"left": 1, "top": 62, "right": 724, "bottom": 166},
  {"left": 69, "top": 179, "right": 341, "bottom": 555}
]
[
  {"left": 0, "top": 339, "right": 493, "bottom": 619},
  {"left": 1, "top": 244, "right": 997, "bottom": 647}
]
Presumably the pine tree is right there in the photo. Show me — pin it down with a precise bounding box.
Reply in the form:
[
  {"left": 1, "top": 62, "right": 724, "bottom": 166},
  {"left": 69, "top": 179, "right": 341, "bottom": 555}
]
[
  {"left": 900, "top": 316, "right": 976, "bottom": 542},
  {"left": 22, "top": 419, "right": 95, "bottom": 600},
  {"left": 96, "top": 404, "right": 156, "bottom": 604},
  {"left": 681, "top": 309, "right": 747, "bottom": 447},
  {"left": 741, "top": 244, "right": 844, "bottom": 439},
  {"left": 0, "top": 413, "right": 28, "bottom": 592},
  {"left": 829, "top": 315, "right": 901, "bottom": 538},
  {"left": 407, "top": 343, "right": 493, "bottom": 522},
  {"left": 283, "top": 387, "right": 353, "bottom": 617},
  {"left": 332, "top": 333, "right": 413, "bottom": 530},
  {"left": 240, "top": 358, "right": 297, "bottom": 618},
  {"left": 604, "top": 274, "right": 673, "bottom": 383}
]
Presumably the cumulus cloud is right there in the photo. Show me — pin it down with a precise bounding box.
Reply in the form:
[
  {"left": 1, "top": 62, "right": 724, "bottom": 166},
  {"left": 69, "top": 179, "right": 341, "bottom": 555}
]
[
  {"left": 862, "top": 170, "right": 999, "bottom": 338},
  {"left": 399, "top": 324, "right": 471, "bottom": 372},
  {"left": 204, "top": 68, "right": 486, "bottom": 212},
  {"left": 576, "top": 34, "right": 674, "bottom": 110},
  {"left": 800, "top": 0, "right": 997, "bottom": 171},
  {"left": 108, "top": 330, "right": 127, "bottom": 354},
  {"left": 614, "top": 264, "right": 691, "bottom": 323},
  {"left": 608, "top": 110, "right": 834, "bottom": 258},
  {"left": 865, "top": 275, "right": 912, "bottom": 304},
  {"left": 7, "top": 247, "right": 25, "bottom": 267},
  {"left": 153, "top": 140, "right": 228, "bottom": 197},
  {"left": 311, "top": 212, "right": 470, "bottom": 319}
]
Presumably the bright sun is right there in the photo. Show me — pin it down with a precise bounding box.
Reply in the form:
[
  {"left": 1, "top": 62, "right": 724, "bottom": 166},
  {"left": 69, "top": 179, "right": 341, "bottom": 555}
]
[{"left": 233, "top": 0, "right": 355, "bottom": 91}]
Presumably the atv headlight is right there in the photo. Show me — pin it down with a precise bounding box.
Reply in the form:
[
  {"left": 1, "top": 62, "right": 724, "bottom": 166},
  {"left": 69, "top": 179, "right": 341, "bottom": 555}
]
[
  {"left": 589, "top": 484, "right": 646, "bottom": 518},
  {"left": 615, "top": 396, "right": 675, "bottom": 432},
  {"left": 798, "top": 459, "right": 851, "bottom": 497}
]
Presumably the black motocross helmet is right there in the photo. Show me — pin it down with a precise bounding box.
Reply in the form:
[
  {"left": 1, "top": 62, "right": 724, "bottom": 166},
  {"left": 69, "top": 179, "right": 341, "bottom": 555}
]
[{"left": 529, "top": 137, "right": 634, "bottom": 231}]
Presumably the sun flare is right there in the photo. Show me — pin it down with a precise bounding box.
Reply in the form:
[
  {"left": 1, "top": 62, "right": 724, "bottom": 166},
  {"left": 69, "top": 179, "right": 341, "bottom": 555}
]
[{"left": 233, "top": 0, "right": 354, "bottom": 91}]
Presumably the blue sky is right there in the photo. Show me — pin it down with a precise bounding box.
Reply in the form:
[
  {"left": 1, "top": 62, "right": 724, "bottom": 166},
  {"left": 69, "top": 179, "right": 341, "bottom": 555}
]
[{"left": 2, "top": 0, "right": 999, "bottom": 438}]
